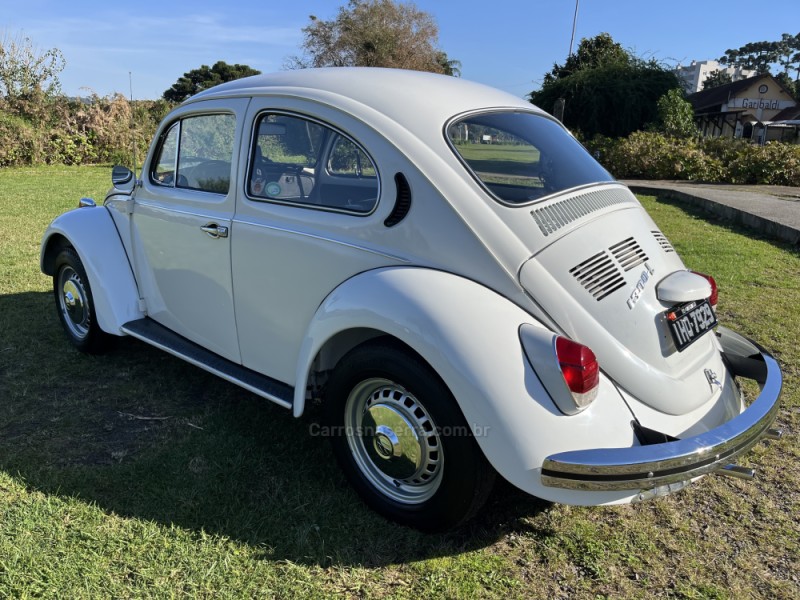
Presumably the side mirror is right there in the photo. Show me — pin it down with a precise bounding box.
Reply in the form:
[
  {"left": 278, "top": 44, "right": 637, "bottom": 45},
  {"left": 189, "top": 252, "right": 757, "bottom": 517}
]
[{"left": 111, "top": 165, "right": 136, "bottom": 193}]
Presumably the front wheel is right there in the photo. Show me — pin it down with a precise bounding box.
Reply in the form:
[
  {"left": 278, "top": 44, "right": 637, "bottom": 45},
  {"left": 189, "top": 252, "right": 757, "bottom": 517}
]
[
  {"left": 325, "top": 341, "right": 495, "bottom": 531},
  {"left": 53, "top": 248, "right": 111, "bottom": 354}
]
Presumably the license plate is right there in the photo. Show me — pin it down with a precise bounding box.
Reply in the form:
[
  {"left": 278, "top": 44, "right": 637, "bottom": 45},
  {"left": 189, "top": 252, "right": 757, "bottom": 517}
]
[{"left": 666, "top": 299, "right": 717, "bottom": 352}]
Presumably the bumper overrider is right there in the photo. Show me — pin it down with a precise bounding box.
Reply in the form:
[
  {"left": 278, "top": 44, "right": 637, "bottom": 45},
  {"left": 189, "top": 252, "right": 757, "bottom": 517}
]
[{"left": 541, "top": 326, "right": 783, "bottom": 494}]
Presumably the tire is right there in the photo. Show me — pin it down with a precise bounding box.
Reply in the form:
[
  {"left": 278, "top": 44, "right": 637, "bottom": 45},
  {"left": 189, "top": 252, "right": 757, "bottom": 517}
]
[
  {"left": 325, "top": 340, "right": 495, "bottom": 531},
  {"left": 53, "top": 247, "right": 112, "bottom": 354}
]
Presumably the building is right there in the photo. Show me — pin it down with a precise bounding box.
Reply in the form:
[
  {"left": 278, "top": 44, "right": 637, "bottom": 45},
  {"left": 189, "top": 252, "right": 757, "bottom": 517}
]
[
  {"left": 675, "top": 60, "right": 755, "bottom": 94},
  {"left": 687, "top": 74, "right": 798, "bottom": 142}
]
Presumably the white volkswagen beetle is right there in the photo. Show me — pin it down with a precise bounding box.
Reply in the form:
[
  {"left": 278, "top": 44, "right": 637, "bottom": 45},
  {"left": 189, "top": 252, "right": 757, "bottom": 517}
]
[{"left": 41, "top": 68, "right": 782, "bottom": 531}]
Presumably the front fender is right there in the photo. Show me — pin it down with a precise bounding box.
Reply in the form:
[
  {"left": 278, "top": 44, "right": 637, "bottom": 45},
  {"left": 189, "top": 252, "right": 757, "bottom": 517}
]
[
  {"left": 294, "top": 267, "right": 638, "bottom": 504},
  {"left": 41, "top": 207, "right": 143, "bottom": 334}
]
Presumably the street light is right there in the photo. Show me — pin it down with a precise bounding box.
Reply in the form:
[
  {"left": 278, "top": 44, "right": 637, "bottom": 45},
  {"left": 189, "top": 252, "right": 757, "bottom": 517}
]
[{"left": 568, "top": 0, "right": 580, "bottom": 58}]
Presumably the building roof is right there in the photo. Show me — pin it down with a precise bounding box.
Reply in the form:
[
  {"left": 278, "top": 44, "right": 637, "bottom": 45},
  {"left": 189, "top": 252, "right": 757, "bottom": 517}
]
[
  {"left": 687, "top": 74, "right": 774, "bottom": 111},
  {"left": 770, "top": 105, "right": 800, "bottom": 121}
]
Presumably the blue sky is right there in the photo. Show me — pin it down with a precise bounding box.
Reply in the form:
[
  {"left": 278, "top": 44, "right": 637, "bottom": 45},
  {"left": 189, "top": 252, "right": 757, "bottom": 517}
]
[{"left": 5, "top": 0, "right": 799, "bottom": 100}]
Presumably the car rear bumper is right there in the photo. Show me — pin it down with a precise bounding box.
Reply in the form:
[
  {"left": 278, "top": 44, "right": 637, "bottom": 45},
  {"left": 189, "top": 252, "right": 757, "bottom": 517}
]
[{"left": 541, "top": 326, "right": 783, "bottom": 493}]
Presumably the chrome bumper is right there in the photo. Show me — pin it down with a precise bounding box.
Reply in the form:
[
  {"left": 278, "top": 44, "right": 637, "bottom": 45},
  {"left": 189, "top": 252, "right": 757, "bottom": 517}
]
[{"left": 541, "top": 326, "right": 783, "bottom": 492}]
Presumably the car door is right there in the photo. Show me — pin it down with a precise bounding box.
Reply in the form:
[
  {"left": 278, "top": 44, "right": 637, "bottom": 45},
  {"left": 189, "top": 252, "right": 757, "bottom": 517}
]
[
  {"left": 131, "top": 99, "right": 249, "bottom": 362},
  {"left": 231, "top": 102, "right": 402, "bottom": 384}
]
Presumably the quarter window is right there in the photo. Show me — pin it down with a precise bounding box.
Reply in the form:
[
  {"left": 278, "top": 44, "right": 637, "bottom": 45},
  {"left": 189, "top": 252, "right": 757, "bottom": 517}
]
[
  {"left": 151, "top": 113, "right": 236, "bottom": 194},
  {"left": 249, "top": 113, "right": 379, "bottom": 213}
]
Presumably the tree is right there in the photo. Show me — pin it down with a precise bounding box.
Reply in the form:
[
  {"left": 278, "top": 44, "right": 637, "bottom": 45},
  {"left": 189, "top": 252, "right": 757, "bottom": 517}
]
[
  {"left": 163, "top": 61, "right": 260, "bottom": 102},
  {"left": 701, "top": 69, "right": 733, "bottom": 90},
  {"left": 720, "top": 33, "right": 800, "bottom": 79},
  {"left": 288, "top": 0, "right": 454, "bottom": 74},
  {"left": 436, "top": 52, "right": 461, "bottom": 77},
  {"left": 0, "top": 32, "right": 65, "bottom": 98},
  {"left": 543, "top": 32, "right": 628, "bottom": 85},
  {"left": 529, "top": 34, "right": 681, "bottom": 138},
  {"left": 655, "top": 89, "right": 697, "bottom": 138}
]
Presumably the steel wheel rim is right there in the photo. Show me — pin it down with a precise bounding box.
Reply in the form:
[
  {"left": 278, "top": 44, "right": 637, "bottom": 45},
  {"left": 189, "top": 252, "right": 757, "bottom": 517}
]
[
  {"left": 57, "top": 266, "right": 90, "bottom": 340},
  {"left": 344, "top": 378, "right": 443, "bottom": 504}
]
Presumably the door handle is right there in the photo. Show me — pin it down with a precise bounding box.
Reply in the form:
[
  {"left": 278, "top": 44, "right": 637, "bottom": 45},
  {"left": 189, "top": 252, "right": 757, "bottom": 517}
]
[{"left": 200, "top": 223, "right": 229, "bottom": 238}]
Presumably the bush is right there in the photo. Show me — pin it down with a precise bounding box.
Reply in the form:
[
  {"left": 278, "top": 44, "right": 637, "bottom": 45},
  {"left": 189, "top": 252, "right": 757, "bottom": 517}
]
[
  {"left": 0, "top": 93, "right": 172, "bottom": 167},
  {"left": 586, "top": 132, "right": 800, "bottom": 186},
  {"left": 727, "top": 142, "right": 800, "bottom": 186},
  {"left": 0, "top": 110, "right": 42, "bottom": 166},
  {"left": 592, "top": 132, "right": 725, "bottom": 182}
]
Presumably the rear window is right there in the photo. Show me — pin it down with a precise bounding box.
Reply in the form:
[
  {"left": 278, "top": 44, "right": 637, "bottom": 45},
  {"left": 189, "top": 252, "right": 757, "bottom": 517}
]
[{"left": 446, "top": 111, "right": 613, "bottom": 204}]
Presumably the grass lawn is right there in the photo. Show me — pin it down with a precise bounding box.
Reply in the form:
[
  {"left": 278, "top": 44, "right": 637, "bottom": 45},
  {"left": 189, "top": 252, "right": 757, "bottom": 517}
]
[{"left": 0, "top": 165, "right": 798, "bottom": 598}]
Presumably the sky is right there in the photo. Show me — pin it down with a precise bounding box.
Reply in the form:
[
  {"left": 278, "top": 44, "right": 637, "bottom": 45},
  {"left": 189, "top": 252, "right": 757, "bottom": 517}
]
[{"left": 3, "top": 0, "right": 799, "bottom": 101}]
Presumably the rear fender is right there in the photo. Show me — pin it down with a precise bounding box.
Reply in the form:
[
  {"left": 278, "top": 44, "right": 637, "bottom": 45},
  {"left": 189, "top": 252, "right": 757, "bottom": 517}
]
[
  {"left": 294, "top": 267, "right": 637, "bottom": 503},
  {"left": 41, "top": 207, "right": 143, "bottom": 334}
]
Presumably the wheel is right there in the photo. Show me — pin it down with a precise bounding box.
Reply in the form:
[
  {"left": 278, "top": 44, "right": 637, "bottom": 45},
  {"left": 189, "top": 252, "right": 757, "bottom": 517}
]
[
  {"left": 325, "top": 340, "right": 495, "bottom": 531},
  {"left": 53, "top": 248, "right": 111, "bottom": 353}
]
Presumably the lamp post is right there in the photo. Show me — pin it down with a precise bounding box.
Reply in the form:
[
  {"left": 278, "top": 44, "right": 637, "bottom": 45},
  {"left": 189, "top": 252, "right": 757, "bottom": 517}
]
[{"left": 568, "top": 0, "right": 580, "bottom": 58}]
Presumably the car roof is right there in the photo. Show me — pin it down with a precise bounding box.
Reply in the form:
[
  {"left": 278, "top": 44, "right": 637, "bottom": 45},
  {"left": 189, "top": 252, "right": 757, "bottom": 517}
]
[{"left": 186, "top": 67, "right": 542, "bottom": 134}]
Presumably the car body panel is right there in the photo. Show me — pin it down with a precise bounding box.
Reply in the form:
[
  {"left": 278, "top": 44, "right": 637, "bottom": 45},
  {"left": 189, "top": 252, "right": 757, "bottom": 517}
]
[{"left": 41, "top": 206, "right": 143, "bottom": 333}]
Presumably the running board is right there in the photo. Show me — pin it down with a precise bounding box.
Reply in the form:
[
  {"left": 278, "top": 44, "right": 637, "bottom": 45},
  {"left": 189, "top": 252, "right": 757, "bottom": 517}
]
[{"left": 121, "top": 318, "right": 294, "bottom": 409}]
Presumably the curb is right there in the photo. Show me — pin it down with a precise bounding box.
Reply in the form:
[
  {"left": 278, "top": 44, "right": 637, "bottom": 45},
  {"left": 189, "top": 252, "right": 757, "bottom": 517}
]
[{"left": 626, "top": 184, "right": 800, "bottom": 246}]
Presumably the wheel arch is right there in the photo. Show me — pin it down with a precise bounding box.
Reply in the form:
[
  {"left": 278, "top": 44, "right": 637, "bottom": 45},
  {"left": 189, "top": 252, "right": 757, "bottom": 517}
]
[
  {"left": 41, "top": 207, "right": 144, "bottom": 334},
  {"left": 291, "top": 267, "right": 639, "bottom": 504}
]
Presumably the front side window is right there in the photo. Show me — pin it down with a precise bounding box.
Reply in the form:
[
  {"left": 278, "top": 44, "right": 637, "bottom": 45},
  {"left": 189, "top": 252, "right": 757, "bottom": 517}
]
[
  {"left": 249, "top": 113, "right": 379, "bottom": 213},
  {"left": 151, "top": 113, "right": 236, "bottom": 194},
  {"left": 446, "top": 111, "right": 613, "bottom": 204}
]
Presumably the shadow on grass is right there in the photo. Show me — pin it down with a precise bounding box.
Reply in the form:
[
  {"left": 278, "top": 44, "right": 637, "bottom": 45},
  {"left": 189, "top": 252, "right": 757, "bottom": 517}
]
[
  {"left": 0, "top": 291, "right": 550, "bottom": 568},
  {"left": 645, "top": 192, "right": 800, "bottom": 257}
]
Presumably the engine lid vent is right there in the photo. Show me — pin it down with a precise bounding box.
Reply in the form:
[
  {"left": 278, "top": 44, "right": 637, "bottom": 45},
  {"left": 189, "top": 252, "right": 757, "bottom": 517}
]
[
  {"left": 609, "top": 237, "right": 648, "bottom": 271},
  {"left": 569, "top": 251, "right": 626, "bottom": 301},
  {"left": 531, "top": 187, "right": 635, "bottom": 236},
  {"left": 652, "top": 230, "right": 675, "bottom": 253}
]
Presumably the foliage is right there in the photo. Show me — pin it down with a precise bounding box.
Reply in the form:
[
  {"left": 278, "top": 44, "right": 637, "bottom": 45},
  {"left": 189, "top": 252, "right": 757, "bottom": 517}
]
[
  {"left": 654, "top": 88, "right": 698, "bottom": 138},
  {"left": 530, "top": 33, "right": 682, "bottom": 138},
  {"left": 162, "top": 61, "right": 260, "bottom": 102},
  {"left": 0, "top": 93, "right": 172, "bottom": 168},
  {"left": 0, "top": 31, "right": 65, "bottom": 99},
  {"left": 542, "top": 32, "right": 629, "bottom": 86},
  {"left": 436, "top": 52, "right": 461, "bottom": 77},
  {"left": 701, "top": 69, "right": 733, "bottom": 90},
  {"left": 720, "top": 32, "right": 800, "bottom": 79},
  {"left": 775, "top": 72, "right": 800, "bottom": 100},
  {"left": 530, "top": 39, "right": 681, "bottom": 138},
  {"left": 727, "top": 141, "right": 800, "bottom": 185},
  {"left": 590, "top": 131, "right": 725, "bottom": 181},
  {"left": 288, "top": 0, "right": 451, "bottom": 74},
  {"left": 587, "top": 132, "right": 800, "bottom": 185}
]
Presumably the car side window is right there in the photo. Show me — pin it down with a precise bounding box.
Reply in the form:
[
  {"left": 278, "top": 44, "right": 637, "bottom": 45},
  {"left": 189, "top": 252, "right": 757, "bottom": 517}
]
[
  {"left": 151, "top": 113, "right": 236, "bottom": 194},
  {"left": 248, "top": 113, "right": 379, "bottom": 214}
]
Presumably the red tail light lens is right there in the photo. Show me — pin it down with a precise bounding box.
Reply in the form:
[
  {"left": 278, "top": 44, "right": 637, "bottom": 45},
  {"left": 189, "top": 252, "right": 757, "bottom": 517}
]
[
  {"left": 555, "top": 337, "right": 600, "bottom": 408},
  {"left": 691, "top": 271, "right": 718, "bottom": 307}
]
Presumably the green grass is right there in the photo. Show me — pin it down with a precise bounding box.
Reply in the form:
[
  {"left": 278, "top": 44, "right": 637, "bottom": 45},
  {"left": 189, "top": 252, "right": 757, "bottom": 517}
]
[{"left": 0, "top": 165, "right": 798, "bottom": 598}]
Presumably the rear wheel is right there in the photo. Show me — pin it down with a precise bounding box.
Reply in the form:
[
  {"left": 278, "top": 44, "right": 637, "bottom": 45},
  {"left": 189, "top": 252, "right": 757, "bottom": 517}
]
[
  {"left": 53, "top": 248, "right": 111, "bottom": 353},
  {"left": 325, "top": 341, "right": 495, "bottom": 531}
]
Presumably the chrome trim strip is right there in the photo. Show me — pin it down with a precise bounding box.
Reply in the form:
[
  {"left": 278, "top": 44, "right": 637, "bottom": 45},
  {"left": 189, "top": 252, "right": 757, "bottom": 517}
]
[
  {"left": 541, "top": 327, "right": 783, "bottom": 492},
  {"left": 121, "top": 325, "right": 292, "bottom": 410}
]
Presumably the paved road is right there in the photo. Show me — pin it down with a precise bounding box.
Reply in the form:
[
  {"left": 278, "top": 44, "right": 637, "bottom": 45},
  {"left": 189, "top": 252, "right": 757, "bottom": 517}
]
[{"left": 623, "top": 180, "right": 800, "bottom": 246}]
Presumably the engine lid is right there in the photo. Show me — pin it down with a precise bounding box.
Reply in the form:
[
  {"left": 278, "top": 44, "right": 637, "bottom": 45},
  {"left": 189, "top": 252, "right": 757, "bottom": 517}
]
[{"left": 518, "top": 196, "right": 724, "bottom": 416}]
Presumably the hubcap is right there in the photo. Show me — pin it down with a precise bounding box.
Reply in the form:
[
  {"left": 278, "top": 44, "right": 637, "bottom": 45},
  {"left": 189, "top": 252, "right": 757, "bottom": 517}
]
[
  {"left": 58, "top": 267, "right": 90, "bottom": 339},
  {"left": 345, "top": 378, "right": 443, "bottom": 504}
]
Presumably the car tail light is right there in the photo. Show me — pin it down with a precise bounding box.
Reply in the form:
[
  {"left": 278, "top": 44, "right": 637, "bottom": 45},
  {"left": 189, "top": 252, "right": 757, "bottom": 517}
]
[
  {"left": 555, "top": 336, "right": 600, "bottom": 409},
  {"left": 691, "top": 271, "right": 718, "bottom": 308}
]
